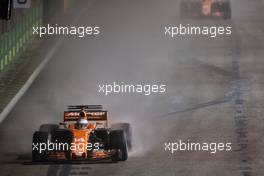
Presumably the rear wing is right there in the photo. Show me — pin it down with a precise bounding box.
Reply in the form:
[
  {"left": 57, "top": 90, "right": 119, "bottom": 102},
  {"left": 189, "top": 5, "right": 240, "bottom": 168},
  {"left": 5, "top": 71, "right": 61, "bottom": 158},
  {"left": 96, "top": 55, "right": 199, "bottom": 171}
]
[
  {"left": 68, "top": 105, "right": 102, "bottom": 111},
  {"left": 64, "top": 111, "right": 107, "bottom": 121},
  {"left": 64, "top": 105, "right": 107, "bottom": 122}
]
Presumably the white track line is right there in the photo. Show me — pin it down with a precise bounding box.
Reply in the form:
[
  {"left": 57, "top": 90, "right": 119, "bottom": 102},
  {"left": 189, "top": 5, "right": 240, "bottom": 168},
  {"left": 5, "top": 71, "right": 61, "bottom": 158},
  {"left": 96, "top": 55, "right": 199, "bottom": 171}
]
[{"left": 0, "top": 37, "right": 64, "bottom": 123}]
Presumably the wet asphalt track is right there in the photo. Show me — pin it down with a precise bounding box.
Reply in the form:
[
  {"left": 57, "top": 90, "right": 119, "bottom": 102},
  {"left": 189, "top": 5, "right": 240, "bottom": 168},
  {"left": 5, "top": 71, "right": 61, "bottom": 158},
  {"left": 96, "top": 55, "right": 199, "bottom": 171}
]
[{"left": 1, "top": 0, "right": 264, "bottom": 175}]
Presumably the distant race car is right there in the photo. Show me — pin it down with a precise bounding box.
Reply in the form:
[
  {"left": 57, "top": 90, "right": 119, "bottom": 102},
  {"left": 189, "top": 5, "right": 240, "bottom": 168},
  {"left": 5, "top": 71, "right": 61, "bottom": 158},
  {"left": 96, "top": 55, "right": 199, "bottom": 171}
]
[
  {"left": 180, "top": 0, "right": 231, "bottom": 19},
  {"left": 32, "top": 105, "right": 132, "bottom": 162}
]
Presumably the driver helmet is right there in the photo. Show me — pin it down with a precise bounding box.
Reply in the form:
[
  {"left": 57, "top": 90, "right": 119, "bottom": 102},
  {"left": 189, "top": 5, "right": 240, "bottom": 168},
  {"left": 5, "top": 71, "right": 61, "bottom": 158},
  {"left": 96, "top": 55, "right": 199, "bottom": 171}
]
[
  {"left": 79, "top": 110, "right": 86, "bottom": 118},
  {"left": 76, "top": 118, "right": 88, "bottom": 130}
]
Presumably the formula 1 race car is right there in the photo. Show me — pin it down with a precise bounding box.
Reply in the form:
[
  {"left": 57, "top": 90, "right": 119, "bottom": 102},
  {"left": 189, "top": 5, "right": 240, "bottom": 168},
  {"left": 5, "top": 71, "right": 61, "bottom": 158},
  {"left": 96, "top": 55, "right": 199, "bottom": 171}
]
[
  {"left": 180, "top": 0, "right": 231, "bottom": 19},
  {"left": 32, "top": 105, "right": 132, "bottom": 162}
]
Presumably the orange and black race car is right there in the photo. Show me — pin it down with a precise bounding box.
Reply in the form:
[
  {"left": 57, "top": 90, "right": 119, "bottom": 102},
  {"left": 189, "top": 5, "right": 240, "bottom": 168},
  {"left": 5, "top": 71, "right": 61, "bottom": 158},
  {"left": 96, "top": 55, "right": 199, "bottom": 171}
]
[
  {"left": 32, "top": 105, "right": 132, "bottom": 162},
  {"left": 180, "top": 0, "right": 231, "bottom": 19}
]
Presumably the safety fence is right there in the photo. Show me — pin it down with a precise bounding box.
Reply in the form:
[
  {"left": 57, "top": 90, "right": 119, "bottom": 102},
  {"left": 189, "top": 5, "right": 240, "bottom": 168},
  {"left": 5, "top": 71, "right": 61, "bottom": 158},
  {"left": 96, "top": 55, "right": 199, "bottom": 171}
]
[{"left": 0, "top": 1, "right": 43, "bottom": 72}]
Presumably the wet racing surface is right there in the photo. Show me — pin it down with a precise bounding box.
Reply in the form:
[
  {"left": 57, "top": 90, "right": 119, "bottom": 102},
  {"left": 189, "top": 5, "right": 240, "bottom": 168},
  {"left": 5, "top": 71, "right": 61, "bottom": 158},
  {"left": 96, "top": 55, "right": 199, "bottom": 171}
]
[{"left": 0, "top": 0, "right": 264, "bottom": 175}]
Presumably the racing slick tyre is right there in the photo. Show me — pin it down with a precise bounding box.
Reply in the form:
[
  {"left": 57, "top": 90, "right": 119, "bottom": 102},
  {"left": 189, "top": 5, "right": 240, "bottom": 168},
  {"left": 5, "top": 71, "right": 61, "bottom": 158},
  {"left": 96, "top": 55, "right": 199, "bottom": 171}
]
[
  {"left": 110, "top": 130, "right": 128, "bottom": 161},
  {"left": 32, "top": 131, "right": 49, "bottom": 162},
  {"left": 52, "top": 129, "right": 73, "bottom": 160},
  {"left": 39, "top": 124, "right": 59, "bottom": 133},
  {"left": 111, "top": 123, "right": 132, "bottom": 150},
  {"left": 94, "top": 129, "right": 110, "bottom": 149}
]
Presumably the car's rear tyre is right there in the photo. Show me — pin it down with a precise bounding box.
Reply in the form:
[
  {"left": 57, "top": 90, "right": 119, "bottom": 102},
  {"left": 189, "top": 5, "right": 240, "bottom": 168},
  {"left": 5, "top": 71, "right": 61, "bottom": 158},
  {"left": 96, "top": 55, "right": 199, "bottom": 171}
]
[
  {"left": 32, "top": 131, "right": 49, "bottom": 162},
  {"left": 52, "top": 129, "right": 73, "bottom": 159},
  {"left": 110, "top": 130, "right": 128, "bottom": 161},
  {"left": 111, "top": 123, "right": 132, "bottom": 150},
  {"left": 94, "top": 129, "right": 110, "bottom": 149}
]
